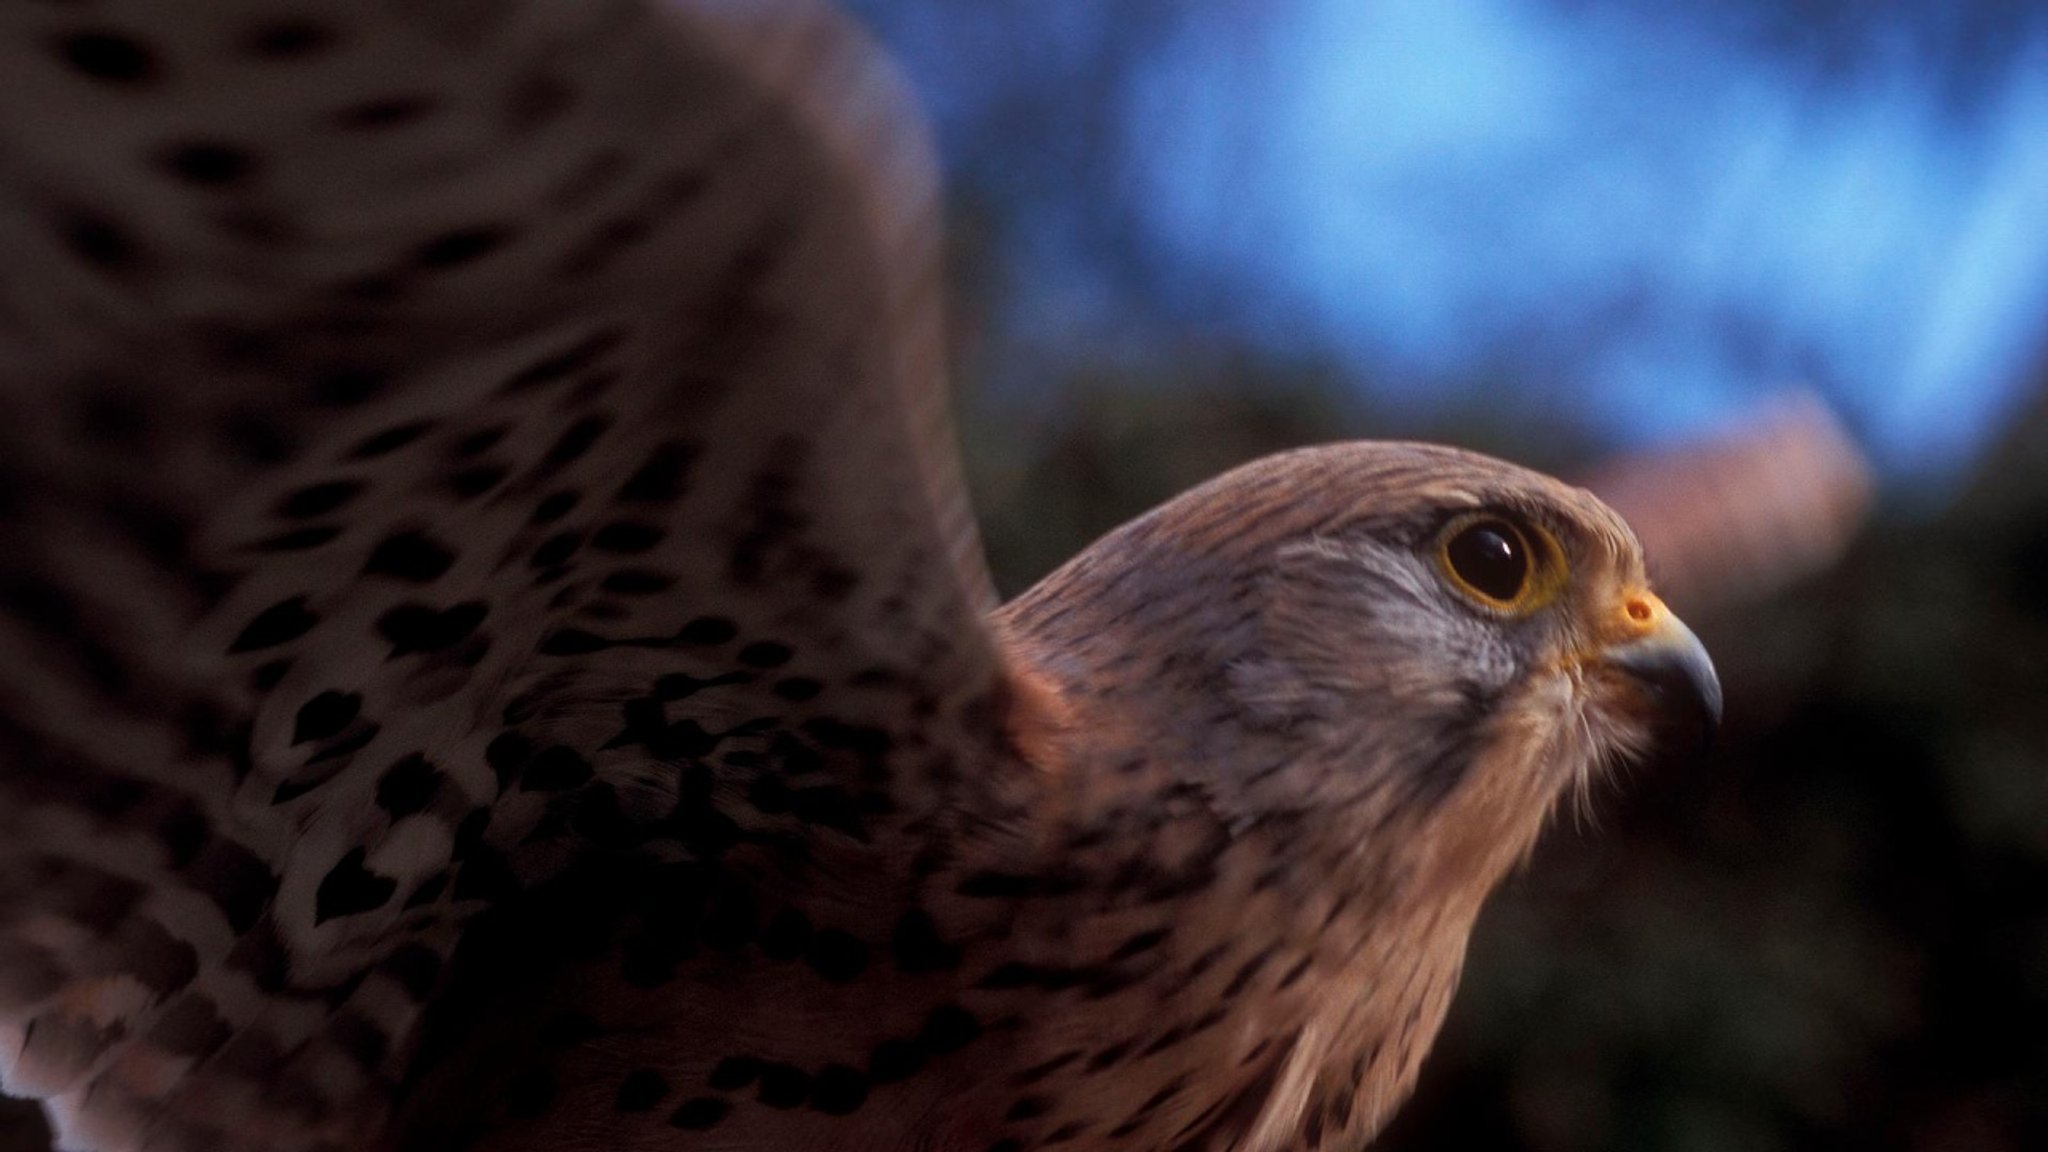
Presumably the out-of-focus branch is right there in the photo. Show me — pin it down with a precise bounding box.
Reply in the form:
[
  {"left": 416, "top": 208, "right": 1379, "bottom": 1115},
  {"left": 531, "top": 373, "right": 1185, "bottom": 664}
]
[{"left": 1581, "top": 392, "right": 1875, "bottom": 616}]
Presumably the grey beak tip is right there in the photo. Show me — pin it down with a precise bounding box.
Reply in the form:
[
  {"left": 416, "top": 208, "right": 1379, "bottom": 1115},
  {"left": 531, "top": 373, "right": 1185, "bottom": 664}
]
[{"left": 1612, "top": 620, "right": 1722, "bottom": 756}]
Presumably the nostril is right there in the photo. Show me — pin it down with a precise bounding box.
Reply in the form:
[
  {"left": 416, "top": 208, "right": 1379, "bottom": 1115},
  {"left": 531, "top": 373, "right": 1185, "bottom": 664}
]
[{"left": 1625, "top": 597, "right": 1653, "bottom": 623}]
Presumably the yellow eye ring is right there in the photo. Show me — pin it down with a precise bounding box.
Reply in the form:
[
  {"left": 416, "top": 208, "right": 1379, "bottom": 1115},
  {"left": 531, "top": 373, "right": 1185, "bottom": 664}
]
[{"left": 1435, "top": 513, "right": 1566, "bottom": 615}]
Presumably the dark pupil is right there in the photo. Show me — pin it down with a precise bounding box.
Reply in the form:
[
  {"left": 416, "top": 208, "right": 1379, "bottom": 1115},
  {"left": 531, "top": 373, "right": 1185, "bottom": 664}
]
[{"left": 1448, "top": 521, "right": 1528, "bottom": 601}]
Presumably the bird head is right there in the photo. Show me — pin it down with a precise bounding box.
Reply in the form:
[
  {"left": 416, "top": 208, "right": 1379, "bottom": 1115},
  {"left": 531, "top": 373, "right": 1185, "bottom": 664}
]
[{"left": 1000, "top": 441, "right": 1720, "bottom": 900}]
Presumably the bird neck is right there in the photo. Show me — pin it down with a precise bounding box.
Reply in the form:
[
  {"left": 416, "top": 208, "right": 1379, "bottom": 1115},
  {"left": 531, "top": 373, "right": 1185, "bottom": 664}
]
[
  {"left": 988, "top": 515, "right": 1569, "bottom": 971},
  {"left": 980, "top": 623, "right": 1503, "bottom": 1150}
]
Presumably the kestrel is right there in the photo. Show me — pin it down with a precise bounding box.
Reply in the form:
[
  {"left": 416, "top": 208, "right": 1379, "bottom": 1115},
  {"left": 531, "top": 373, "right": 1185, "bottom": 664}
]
[{"left": 0, "top": 2, "right": 1730, "bottom": 1151}]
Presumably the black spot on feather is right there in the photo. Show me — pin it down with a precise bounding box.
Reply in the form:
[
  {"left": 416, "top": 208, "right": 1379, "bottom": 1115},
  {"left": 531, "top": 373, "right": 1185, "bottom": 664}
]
[{"left": 315, "top": 848, "right": 396, "bottom": 922}]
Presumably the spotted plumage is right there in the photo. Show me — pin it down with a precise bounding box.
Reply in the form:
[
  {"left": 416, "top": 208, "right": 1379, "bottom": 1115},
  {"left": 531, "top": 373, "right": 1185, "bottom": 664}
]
[{"left": 0, "top": 2, "right": 1723, "bottom": 1152}]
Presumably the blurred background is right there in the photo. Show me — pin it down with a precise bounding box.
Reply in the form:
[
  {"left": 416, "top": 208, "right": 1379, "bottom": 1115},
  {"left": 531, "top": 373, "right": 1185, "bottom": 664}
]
[
  {"left": 5, "top": 1, "right": 2044, "bottom": 1149},
  {"left": 843, "top": 1, "right": 2047, "bottom": 1150}
]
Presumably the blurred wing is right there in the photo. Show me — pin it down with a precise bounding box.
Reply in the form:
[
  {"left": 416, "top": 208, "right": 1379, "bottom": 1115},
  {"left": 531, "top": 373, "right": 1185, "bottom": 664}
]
[
  {"left": 1582, "top": 393, "right": 1875, "bottom": 614},
  {"left": 0, "top": 1, "right": 1006, "bottom": 1149}
]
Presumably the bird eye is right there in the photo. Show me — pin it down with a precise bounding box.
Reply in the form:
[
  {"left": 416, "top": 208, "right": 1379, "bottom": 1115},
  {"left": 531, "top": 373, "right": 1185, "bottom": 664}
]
[{"left": 1439, "top": 516, "right": 1538, "bottom": 609}]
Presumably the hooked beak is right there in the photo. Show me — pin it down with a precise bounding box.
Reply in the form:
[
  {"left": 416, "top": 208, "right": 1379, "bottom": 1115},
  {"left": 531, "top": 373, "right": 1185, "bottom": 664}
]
[{"left": 1605, "top": 601, "right": 1722, "bottom": 754}]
